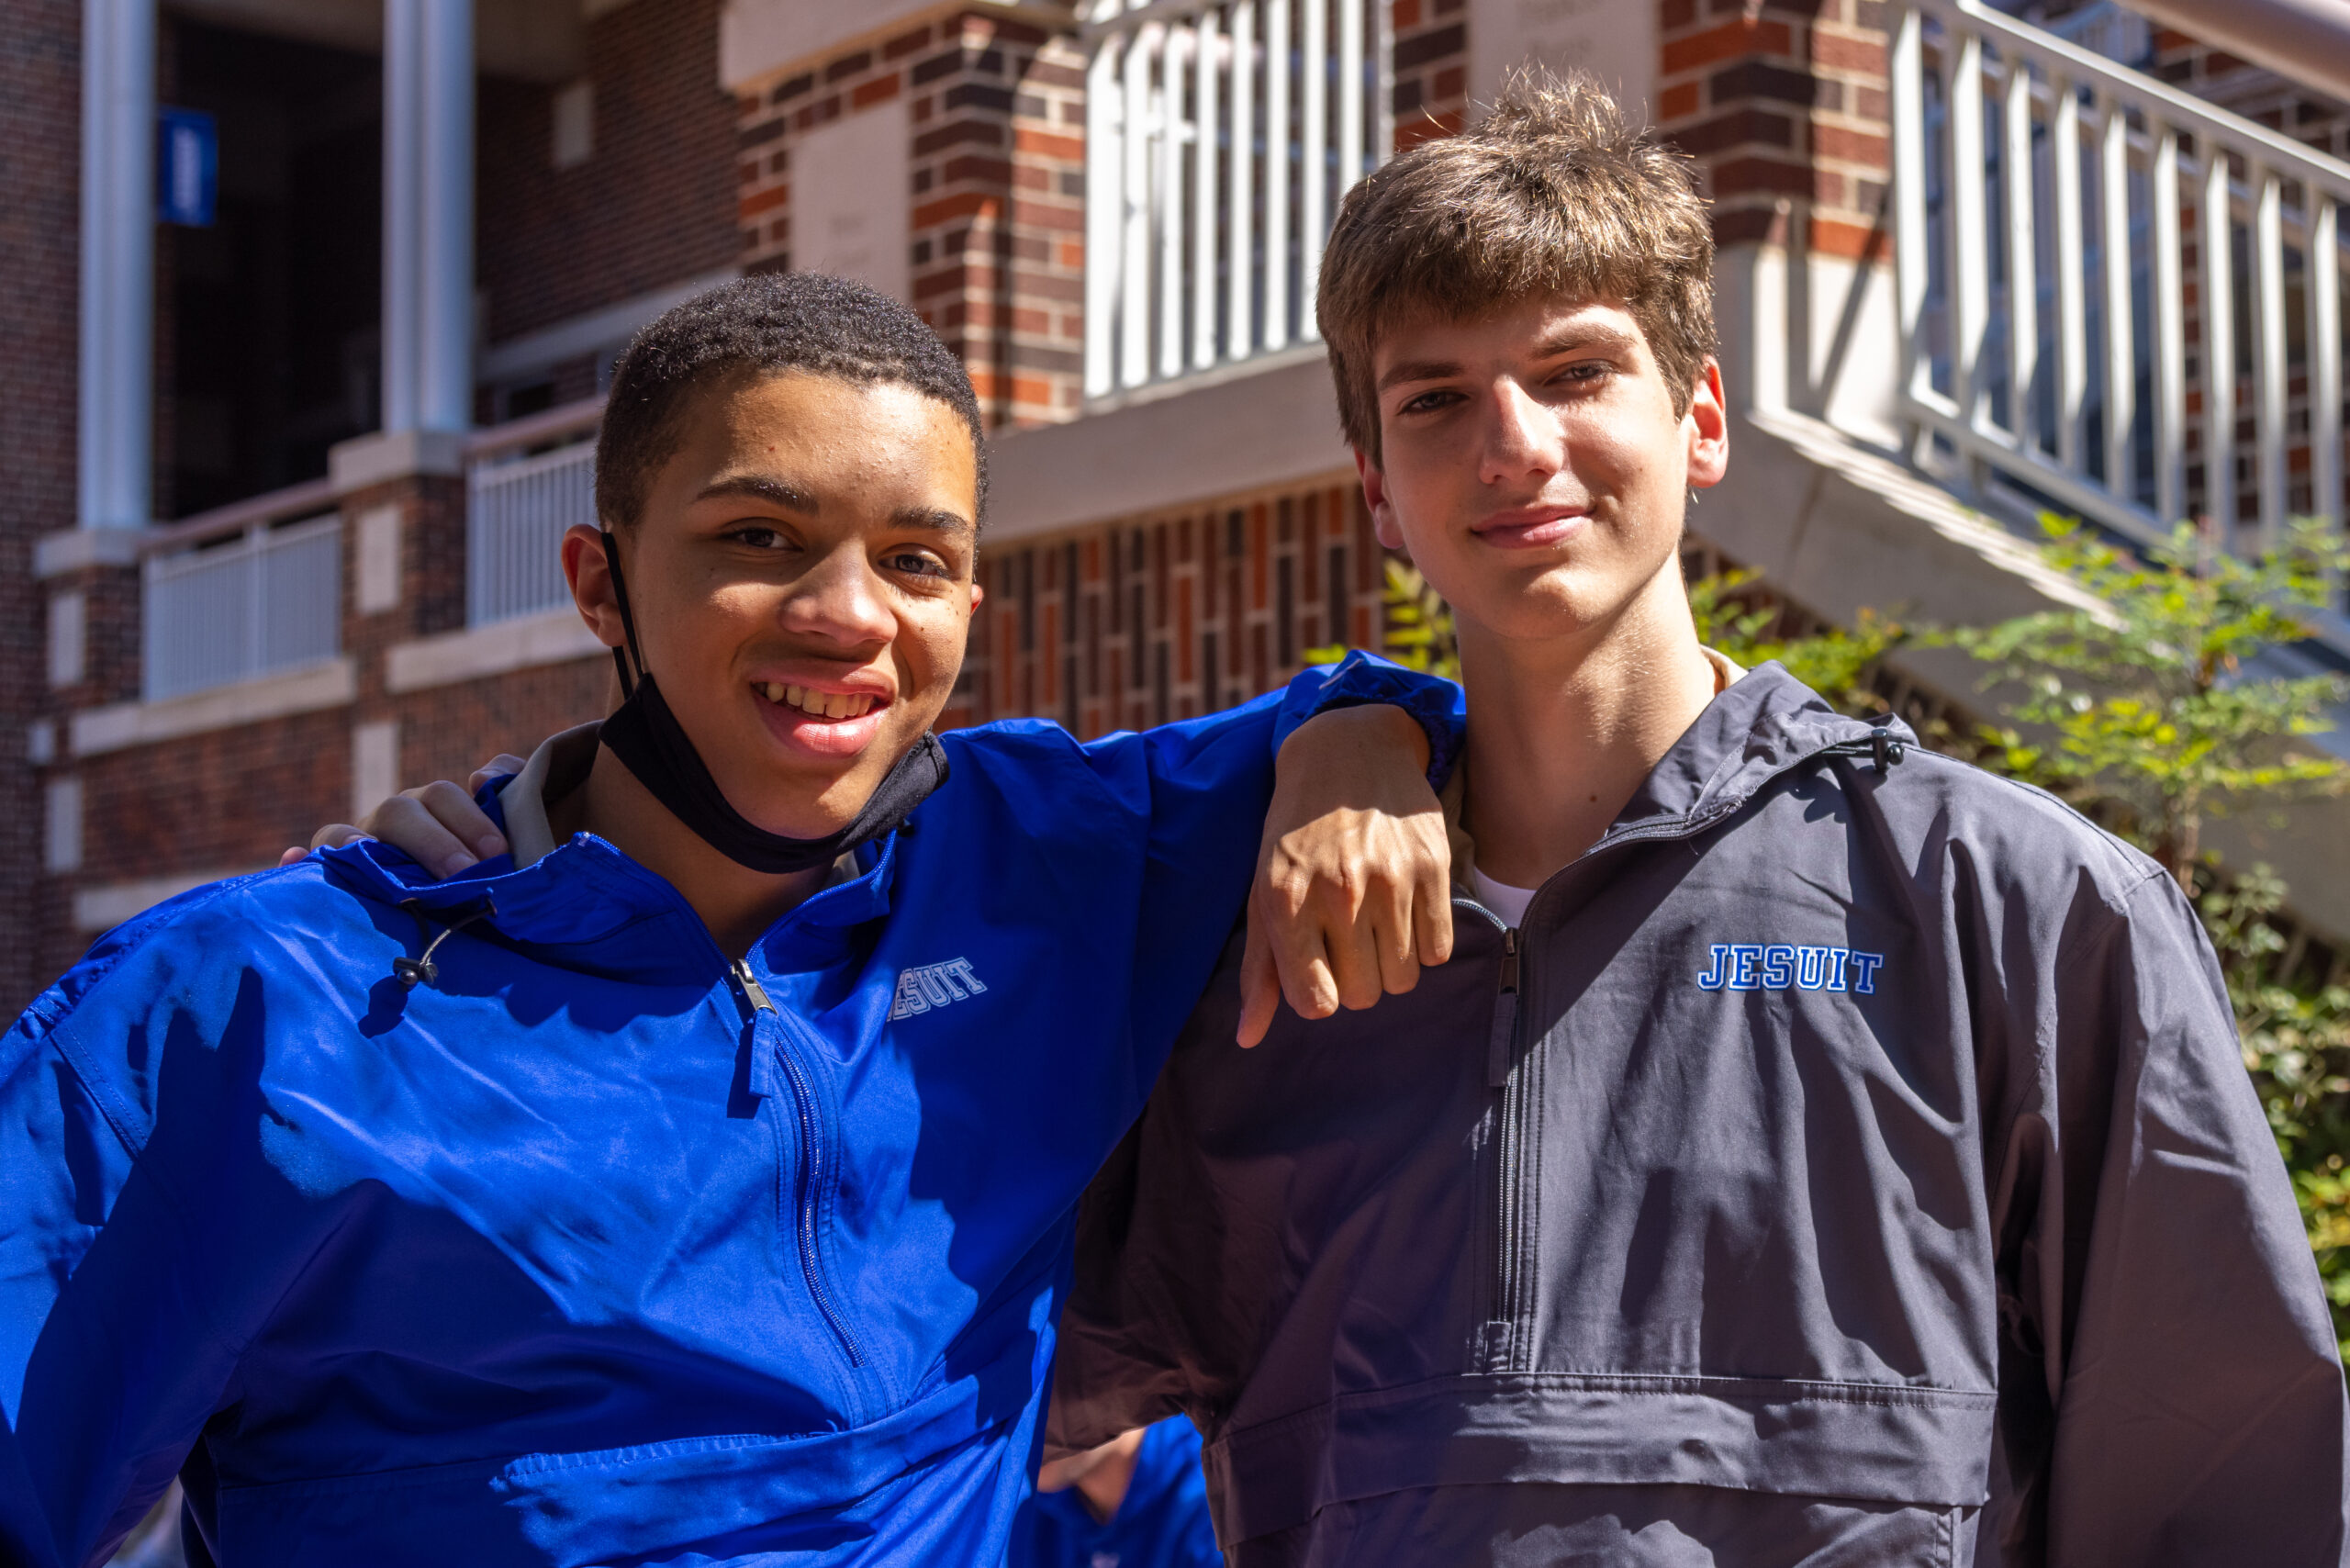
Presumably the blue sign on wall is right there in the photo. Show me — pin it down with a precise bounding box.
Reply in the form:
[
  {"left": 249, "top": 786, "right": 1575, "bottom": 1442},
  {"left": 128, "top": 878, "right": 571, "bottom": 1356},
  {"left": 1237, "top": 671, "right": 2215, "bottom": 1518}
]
[{"left": 157, "top": 107, "right": 217, "bottom": 228}]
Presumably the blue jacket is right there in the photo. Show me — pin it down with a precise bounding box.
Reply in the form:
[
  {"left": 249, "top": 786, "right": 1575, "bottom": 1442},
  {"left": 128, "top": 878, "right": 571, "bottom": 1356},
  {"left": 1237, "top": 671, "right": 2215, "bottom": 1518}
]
[
  {"left": 0, "top": 656, "right": 1461, "bottom": 1568},
  {"left": 1013, "top": 1419, "right": 1217, "bottom": 1568}
]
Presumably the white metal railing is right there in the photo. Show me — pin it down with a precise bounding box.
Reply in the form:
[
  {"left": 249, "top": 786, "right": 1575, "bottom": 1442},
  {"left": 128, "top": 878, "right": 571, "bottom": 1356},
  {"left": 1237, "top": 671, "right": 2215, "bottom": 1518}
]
[
  {"left": 466, "top": 398, "right": 602, "bottom": 626},
  {"left": 1080, "top": 0, "right": 1391, "bottom": 398},
  {"left": 143, "top": 513, "right": 341, "bottom": 700},
  {"left": 1892, "top": 0, "right": 2350, "bottom": 606}
]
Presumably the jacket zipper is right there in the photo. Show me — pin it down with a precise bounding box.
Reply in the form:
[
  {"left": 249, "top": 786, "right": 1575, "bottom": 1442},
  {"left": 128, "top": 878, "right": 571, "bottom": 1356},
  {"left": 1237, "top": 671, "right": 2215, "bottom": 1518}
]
[
  {"left": 1471, "top": 734, "right": 1901, "bottom": 1371},
  {"left": 1487, "top": 925, "right": 1525, "bottom": 1367},
  {"left": 734, "top": 958, "right": 866, "bottom": 1369}
]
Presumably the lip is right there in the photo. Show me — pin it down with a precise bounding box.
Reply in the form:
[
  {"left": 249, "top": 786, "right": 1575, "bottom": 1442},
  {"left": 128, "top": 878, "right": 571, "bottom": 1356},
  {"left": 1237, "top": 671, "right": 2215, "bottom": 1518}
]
[
  {"left": 749, "top": 674, "right": 898, "bottom": 760},
  {"left": 1472, "top": 506, "right": 1590, "bottom": 550}
]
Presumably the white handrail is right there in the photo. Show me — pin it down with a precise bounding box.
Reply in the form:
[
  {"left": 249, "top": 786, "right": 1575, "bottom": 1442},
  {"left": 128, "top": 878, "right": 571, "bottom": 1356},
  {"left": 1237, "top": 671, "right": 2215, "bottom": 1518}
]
[
  {"left": 1080, "top": 0, "right": 1389, "bottom": 400},
  {"left": 1891, "top": 0, "right": 2350, "bottom": 647},
  {"left": 468, "top": 433, "right": 596, "bottom": 626}
]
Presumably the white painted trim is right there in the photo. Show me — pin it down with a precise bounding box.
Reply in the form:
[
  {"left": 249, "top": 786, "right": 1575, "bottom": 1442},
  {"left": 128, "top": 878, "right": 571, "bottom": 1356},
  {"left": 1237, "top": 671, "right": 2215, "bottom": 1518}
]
[
  {"left": 71, "top": 657, "right": 356, "bottom": 756},
  {"left": 330, "top": 428, "right": 466, "bottom": 493},
  {"left": 35, "top": 526, "right": 151, "bottom": 577},
  {"left": 479, "top": 269, "right": 737, "bottom": 385},
  {"left": 73, "top": 868, "right": 259, "bottom": 933},
  {"left": 722, "top": 0, "right": 1068, "bottom": 93},
  {"left": 385, "top": 606, "right": 607, "bottom": 694},
  {"left": 985, "top": 353, "right": 1355, "bottom": 542}
]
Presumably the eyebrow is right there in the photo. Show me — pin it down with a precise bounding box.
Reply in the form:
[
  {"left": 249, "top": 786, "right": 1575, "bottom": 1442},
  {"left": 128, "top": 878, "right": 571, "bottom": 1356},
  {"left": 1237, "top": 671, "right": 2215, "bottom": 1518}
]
[
  {"left": 1375, "top": 321, "right": 1643, "bottom": 393},
  {"left": 695, "top": 475, "right": 818, "bottom": 512},
  {"left": 891, "top": 506, "right": 976, "bottom": 536}
]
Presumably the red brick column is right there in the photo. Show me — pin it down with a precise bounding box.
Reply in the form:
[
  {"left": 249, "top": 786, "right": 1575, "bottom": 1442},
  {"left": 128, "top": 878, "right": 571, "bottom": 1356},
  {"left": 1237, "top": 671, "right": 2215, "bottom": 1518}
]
[
  {"left": 733, "top": 10, "right": 1089, "bottom": 431},
  {"left": 1393, "top": 0, "right": 1471, "bottom": 149},
  {"left": 1656, "top": 0, "right": 1891, "bottom": 264}
]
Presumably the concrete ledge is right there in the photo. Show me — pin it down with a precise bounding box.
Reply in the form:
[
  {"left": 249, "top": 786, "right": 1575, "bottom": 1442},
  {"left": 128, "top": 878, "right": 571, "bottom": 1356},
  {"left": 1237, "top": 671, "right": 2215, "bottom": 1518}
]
[
  {"left": 71, "top": 658, "right": 355, "bottom": 756},
  {"left": 386, "top": 607, "right": 607, "bottom": 694},
  {"left": 985, "top": 353, "right": 1351, "bottom": 541},
  {"left": 35, "top": 526, "right": 152, "bottom": 578},
  {"left": 479, "top": 269, "right": 736, "bottom": 384},
  {"left": 73, "top": 867, "right": 258, "bottom": 933},
  {"left": 330, "top": 428, "right": 466, "bottom": 494}
]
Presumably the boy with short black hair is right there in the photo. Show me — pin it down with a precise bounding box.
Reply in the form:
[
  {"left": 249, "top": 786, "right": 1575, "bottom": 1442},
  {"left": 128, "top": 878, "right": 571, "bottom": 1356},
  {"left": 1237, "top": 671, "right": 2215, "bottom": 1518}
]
[
  {"left": 0, "top": 272, "right": 1464, "bottom": 1567},
  {"left": 1049, "top": 73, "right": 2350, "bottom": 1564}
]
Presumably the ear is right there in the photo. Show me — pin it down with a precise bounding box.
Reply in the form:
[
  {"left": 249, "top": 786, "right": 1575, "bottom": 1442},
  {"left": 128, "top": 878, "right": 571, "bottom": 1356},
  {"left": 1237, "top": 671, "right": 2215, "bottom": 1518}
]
[
  {"left": 1355, "top": 448, "right": 1406, "bottom": 551},
  {"left": 562, "top": 523, "right": 630, "bottom": 651},
  {"left": 1684, "top": 358, "right": 1729, "bottom": 489}
]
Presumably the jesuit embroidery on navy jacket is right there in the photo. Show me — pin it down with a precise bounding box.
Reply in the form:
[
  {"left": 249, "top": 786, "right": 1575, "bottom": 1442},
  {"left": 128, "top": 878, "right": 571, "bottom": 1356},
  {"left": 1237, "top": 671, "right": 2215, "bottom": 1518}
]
[
  {"left": 1695, "top": 944, "right": 1885, "bottom": 994},
  {"left": 890, "top": 958, "right": 988, "bottom": 1018}
]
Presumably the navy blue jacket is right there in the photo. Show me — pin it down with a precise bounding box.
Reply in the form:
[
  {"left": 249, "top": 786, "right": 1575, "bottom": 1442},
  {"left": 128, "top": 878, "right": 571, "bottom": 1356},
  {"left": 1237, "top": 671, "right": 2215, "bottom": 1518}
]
[{"left": 0, "top": 656, "right": 1460, "bottom": 1568}]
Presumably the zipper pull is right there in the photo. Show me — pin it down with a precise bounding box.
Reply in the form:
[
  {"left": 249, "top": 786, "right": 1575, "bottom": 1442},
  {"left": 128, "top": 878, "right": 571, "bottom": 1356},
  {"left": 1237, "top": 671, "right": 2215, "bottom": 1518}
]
[
  {"left": 1487, "top": 928, "right": 1520, "bottom": 1089},
  {"left": 733, "top": 958, "right": 784, "bottom": 1100}
]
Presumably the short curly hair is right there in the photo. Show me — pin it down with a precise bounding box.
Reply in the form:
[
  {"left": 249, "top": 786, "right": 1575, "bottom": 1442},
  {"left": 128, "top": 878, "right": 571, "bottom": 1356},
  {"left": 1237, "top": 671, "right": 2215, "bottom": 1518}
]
[
  {"left": 595, "top": 272, "right": 987, "bottom": 529},
  {"left": 1317, "top": 69, "right": 1718, "bottom": 464}
]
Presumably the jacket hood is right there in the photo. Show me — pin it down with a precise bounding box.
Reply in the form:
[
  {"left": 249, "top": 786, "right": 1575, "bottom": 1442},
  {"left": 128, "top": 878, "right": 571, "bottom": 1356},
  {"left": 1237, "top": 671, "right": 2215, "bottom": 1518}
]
[
  {"left": 1612, "top": 660, "right": 1913, "bottom": 841},
  {"left": 309, "top": 788, "right": 900, "bottom": 987},
  {"left": 1448, "top": 661, "right": 1911, "bottom": 884}
]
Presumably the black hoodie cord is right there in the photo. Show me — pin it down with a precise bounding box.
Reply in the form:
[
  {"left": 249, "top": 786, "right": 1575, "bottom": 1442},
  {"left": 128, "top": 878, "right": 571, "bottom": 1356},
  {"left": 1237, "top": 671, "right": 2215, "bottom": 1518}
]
[
  {"left": 394, "top": 896, "right": 498, "bottom": 990},
  {"left": 1818, "top": 726, "right": 1908, "bottom": 772}
]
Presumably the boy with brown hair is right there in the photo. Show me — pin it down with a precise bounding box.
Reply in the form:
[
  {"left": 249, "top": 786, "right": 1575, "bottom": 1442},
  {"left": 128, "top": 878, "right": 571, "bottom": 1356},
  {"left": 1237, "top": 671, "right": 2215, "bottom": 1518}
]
[{"left": 1047, "top": 73, "right": 2350, "bottom": 1564}]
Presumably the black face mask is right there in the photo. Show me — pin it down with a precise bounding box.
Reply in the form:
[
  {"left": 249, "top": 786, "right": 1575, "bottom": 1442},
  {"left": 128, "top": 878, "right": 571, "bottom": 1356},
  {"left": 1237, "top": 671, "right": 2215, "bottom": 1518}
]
[{"left": 594, "top": 531, "right": 947, "bottom": 876}]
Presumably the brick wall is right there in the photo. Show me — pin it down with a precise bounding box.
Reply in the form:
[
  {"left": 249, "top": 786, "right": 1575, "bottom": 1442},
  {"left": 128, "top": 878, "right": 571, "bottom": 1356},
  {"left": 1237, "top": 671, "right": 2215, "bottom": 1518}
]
[
  {"left": 0, "top": 0, "right": 81, "bottom": 1014},
  {"left": 1655, "top": 0, "right": 1890, "bottom": 264},
  {"left": 950, "top": 476, "right": 1390, "bottom": 736},
  {"left": 734, "top": 8, "right": 1088, "bottom": 430},
  {"left": 1392, "top": 0, "right": 1470, "bottom": 149},
  {"left": 476, "top": 0, "right": 741, "bottom": 346}
]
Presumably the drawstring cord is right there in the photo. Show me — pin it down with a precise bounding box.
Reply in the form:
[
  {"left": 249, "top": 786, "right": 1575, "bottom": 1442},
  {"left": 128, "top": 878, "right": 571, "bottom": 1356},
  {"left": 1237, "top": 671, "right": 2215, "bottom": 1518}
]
[{"left": 393, "top": 896, "right": 498, "bottom": 990}]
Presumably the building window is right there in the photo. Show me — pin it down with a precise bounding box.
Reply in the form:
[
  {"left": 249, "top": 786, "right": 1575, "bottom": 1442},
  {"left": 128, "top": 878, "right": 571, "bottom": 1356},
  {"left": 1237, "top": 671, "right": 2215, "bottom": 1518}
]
[{"left": 553, "top": 80, "right": 595, "bottom": 170}]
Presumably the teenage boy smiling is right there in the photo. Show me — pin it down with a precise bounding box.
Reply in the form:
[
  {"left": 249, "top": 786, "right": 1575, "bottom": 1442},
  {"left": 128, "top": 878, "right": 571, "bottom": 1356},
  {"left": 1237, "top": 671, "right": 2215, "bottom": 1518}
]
[
  {"left": 1047, "top": 77, "right": 2350, "bottom": 1564},
  {"left": 0, "top": 275, "right": 1465, "bottom": 1567}
]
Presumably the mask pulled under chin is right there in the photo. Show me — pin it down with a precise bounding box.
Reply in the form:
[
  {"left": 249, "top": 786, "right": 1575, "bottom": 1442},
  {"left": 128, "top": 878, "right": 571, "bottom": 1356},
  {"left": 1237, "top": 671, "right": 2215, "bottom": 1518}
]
[{"left": 598, "top": 672, "right": 948, "bottom": 876}]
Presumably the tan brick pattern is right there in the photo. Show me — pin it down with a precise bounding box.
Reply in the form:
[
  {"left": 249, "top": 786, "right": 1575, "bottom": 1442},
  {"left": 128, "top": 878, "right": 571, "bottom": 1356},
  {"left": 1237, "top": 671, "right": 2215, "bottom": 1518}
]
[
  {"left": 733, "top": 11, "right": 1088, "bottom": 430},
  {"left": 1656, "top": 0, "right": 1891, "bottom": 261}
]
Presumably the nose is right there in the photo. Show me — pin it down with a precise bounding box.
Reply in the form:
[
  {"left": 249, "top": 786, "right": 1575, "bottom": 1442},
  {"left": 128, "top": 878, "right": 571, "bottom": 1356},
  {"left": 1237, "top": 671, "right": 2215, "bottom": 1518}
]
[
  {"left": 778, "top": 541, "right": 896, "bottom": 650},
  {"left": 1478, "top": 375, "right": 1563, "bottom": 489}
]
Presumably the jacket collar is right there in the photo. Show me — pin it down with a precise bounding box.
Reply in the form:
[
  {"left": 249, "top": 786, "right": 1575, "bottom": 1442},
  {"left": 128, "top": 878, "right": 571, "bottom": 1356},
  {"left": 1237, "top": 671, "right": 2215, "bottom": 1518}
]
[
  {"left": 317, "top": 722, "right": 895, "bottom": 983},
  {"left": 1445, "top": 655, "right": 1912, "bottom": 885}
]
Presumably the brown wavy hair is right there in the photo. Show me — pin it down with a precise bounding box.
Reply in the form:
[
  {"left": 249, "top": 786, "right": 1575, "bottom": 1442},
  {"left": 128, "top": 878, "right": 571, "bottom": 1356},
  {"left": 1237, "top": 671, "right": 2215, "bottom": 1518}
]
[{"left": 1316, "top": 69, "right": 1718, "bottom": 463}]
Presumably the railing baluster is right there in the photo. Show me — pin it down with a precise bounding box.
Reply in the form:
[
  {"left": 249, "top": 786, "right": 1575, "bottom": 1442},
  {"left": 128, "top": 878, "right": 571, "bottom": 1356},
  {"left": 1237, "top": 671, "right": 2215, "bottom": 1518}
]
[
  {"left": 1083, "top": 30, "right": 1123, "bottom": 395},
  {"left": 1262, "top": 0, "right": 1292, "bottom": 348},
  {"left": 1337, "top": 0, "right": 1362, "bottom": 191},
  {"left": 1228, "top": 0, "right": 1256, "bottom": 360},
  {"left": 1945, "top": 28, "right": 1991, "bottom": 476},
  {"left": 2250, "top": 165, "right": 2288, "bottom": 546},
  {"left": 2311, "top": 197, "right": 2343, "bottom": 542},
  {"left": 2203, "top": 142, "right": 2236, "bottom": 530},
  {"left": 2002, "top": 57, "right": 2038, "bottom": 450},
  {"left": 1890, "top": 6, "right": 1930, "bottom": 422},
  {"left": 1299, "top": 0, "right": 1327, "bottom": 335},
  {"left": 1192, "top": 5, "right": 1220, "bottom": 371},
  {"left": 1120, "top": 25, "right": 1158, "bottom": 389},
  {"left": 2152, "top": 124, "right": 2186, "bottom": 524},
  {"left": 2099, "top": 94, "right": 2135, "bottom": 505},
  {"left": 1158, "top": 24, "right": 1188, "bottom": 381},
  {"left": 2053, "top": 77, "right": 2087, "bottom": 470}
]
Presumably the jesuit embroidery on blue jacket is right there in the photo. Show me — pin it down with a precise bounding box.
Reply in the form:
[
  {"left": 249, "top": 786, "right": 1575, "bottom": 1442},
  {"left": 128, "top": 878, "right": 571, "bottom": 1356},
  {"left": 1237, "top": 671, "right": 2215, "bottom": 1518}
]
[
  {"left": 889, "top": 958, "right": 988, "bottom": 1018},
  {"left": 1695, "top": 944, "right": 1885, "bottom": 994}
]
